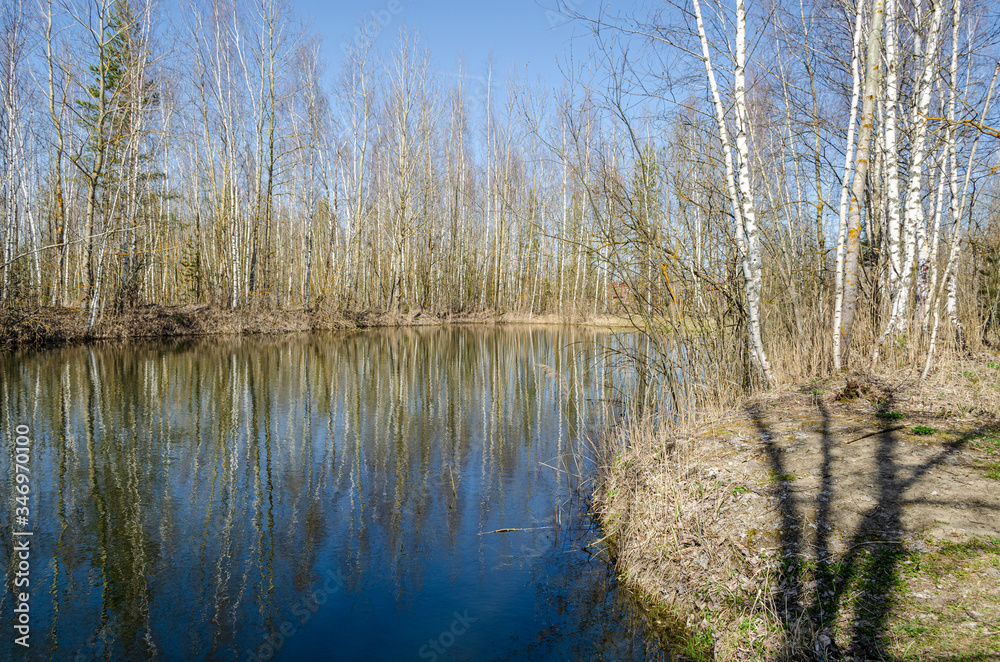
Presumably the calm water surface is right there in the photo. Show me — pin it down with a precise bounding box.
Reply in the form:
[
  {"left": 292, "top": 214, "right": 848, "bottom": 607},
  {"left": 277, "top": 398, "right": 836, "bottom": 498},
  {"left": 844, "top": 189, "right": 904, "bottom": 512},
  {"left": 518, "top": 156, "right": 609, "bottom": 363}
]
[{"left": 0, "top": 327, "right": 668, "bottom": 661}]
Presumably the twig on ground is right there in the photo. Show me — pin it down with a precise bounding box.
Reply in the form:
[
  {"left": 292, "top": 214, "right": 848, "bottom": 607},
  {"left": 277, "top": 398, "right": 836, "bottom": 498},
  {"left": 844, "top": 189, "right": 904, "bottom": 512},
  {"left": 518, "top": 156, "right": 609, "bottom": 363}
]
[{"left": 844, "top": 426, "right": 905, "bottom": 444}]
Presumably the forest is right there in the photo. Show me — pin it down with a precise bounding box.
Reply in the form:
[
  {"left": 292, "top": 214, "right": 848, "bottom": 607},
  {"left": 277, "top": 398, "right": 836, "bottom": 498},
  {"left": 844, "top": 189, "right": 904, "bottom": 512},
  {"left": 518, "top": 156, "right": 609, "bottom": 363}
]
[
  {"left": 1, "top": 0, "right": 999, "bottom": 395},
  {"left": 4, "top": 3, "right": 1000, "bottom": 658}
]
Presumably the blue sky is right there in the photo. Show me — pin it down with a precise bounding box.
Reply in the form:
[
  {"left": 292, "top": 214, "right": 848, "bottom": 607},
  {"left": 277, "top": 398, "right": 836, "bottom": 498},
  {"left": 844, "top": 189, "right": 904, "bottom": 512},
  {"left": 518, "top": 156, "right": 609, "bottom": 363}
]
[{"left": 293, "top": 0, "right": 639, "bottom": 92}]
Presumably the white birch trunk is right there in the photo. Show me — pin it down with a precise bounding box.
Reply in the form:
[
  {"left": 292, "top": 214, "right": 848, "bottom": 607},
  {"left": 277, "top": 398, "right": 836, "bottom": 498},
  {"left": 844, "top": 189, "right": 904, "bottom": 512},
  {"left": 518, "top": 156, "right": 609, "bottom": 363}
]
[
  {"left": 924, "top": 19, "right": 999, "bottom": 376},
  {"left": 874, "top": 0, "right": 943, "bottom": 363},
  {"left": 924, "top": 150, "right": 947, "bottom": 332},
  {"left": 692, "top": 0, "right": 773, "bottom": 386},
  {"left": 840, "top": 0, "right": 886, "bottom": 369},
  {"left": 833, "top": 0, "right": 867, "bottom": 371},
  {"left": 882, "top": 0, "right": 902, "bottom": 321}
]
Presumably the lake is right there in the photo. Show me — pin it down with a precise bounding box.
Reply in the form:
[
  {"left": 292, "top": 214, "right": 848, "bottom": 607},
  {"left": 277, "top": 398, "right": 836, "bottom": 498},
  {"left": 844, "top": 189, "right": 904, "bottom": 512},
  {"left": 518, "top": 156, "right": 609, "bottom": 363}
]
[{"left": 0, "top": 327, "right": 668, "bottom": 661}]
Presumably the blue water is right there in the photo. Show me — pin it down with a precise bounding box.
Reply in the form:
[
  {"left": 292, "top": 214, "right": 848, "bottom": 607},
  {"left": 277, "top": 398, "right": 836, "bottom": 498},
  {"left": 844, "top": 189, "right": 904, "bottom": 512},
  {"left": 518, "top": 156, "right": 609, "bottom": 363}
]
[{"left": 0, "top": 327, "right": 668, "bottom": 661}]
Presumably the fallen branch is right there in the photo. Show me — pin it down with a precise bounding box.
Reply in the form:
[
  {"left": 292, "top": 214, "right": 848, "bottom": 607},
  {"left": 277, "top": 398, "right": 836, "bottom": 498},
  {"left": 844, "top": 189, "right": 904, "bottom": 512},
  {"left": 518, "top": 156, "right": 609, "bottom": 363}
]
[{"left": 843, "top": 425, "right": 905, "bottom": 444}]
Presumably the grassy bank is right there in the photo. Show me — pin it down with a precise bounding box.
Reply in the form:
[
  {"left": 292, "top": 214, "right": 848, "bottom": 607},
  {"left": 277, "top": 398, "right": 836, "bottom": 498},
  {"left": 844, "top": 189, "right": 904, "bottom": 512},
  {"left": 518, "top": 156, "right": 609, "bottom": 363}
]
[
  {"left": 596, "top": 359, "right": 1000, "bottom": 660},
  {"left": 0, "top": 304, "right": 634, "bottom": 349}
]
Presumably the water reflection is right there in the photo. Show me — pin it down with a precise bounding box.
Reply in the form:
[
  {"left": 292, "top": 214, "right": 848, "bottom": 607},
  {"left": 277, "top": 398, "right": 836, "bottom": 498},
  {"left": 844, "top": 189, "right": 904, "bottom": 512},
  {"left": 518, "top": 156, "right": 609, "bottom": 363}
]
[{"left": 1, "top": 327, "right": 666, "bottom": 661}]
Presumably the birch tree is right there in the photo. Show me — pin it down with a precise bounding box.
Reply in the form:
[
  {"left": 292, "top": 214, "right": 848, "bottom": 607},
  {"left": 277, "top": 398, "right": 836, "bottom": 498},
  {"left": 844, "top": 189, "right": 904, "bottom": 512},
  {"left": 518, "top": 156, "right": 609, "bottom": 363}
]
[
  {"left": 835, "top": 0, "right": 885, "bottom": 370},
  {"left": 692, "top": 0, "right": 773, "bottom": 386},
  {"left": 0, "top": 0, "right": 34, "bottom": 304},
  {"left": 872, "top": 0, "right": 943, "bottom": 364},
  {"left": 336, "top": 23, "right": 377, "bottom": 308},
  {"left": 40, "top": 0, "right": 72, "bottom": 305},
  {"left": 832, "top": 1, "right": 865, "bottom": 371},
  {"left": 924, "top": 49, "right": 1000, "bottom": 374}
]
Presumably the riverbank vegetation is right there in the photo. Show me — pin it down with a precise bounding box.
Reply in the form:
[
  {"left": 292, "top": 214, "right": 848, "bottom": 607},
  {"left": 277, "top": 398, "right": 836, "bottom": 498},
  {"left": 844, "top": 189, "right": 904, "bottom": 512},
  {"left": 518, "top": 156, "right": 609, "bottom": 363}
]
[
  {"left": 0, "top": 303, "right": 631, "bottom": 347},
  {"left": 4, "top": 0, "right": 1000, "bottom": 657},
  {"left": 559, "top": 0, "right": 1000, "bottom": 659},
  {"left": 598, "top": 364, "right": 1000, "bottom": 660},
  {"left": 0, "top": 0, "right": 996, "bottom": 376}
]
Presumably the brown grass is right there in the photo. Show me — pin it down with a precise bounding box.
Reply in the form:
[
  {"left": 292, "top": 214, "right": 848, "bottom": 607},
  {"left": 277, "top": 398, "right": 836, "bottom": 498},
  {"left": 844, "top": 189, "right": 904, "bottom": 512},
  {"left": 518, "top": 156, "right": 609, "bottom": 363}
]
[
  {"left": 596, "top": 406, "right": 787, "bottom": 660},
  {"left": 596, "top": 356, "right": 1000, "bottom": 660},
  {"left": 0, "top": 304, "right": 633, "bottom": 350}
]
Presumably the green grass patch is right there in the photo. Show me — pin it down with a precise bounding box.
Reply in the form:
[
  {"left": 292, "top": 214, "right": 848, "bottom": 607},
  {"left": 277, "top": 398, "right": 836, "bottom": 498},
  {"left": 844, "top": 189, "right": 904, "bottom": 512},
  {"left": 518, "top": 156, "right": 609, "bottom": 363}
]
[
  {"left": 912, "top": 426, "right": 936, "bottom": 435},
  {"left": 877, "top": 411, "right": 905, "bottom": 420},
  {"left": 762, "top": 533, "right": 1000, "bottom": 659},
  {"left": 937, "top": 536, "right": 1000, "bottom": 558},
  {"left": 905, "top": 536, "right": 1000, "bottom": 581},
  {"left": 883, "top": 537, "right": 1000, "bottom": 659},
  {"left": 961, "top": 371, "right": 980, "bottom": 384},
  {"left": 969, "top": 432, "right": 1000, "bottom": 479},
  {"left": 974, "top": 433, "right": 1000, "bottom": 455},
  {"left": 681, "top": 628, "right": 714, "bottom": 662}
]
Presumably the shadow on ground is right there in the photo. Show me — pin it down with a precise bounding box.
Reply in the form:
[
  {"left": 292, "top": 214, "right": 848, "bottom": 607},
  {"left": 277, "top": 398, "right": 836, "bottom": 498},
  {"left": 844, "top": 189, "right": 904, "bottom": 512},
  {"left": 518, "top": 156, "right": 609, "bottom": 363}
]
[{"left": 745, "top": 391, "right": 999, "bottom": 661}]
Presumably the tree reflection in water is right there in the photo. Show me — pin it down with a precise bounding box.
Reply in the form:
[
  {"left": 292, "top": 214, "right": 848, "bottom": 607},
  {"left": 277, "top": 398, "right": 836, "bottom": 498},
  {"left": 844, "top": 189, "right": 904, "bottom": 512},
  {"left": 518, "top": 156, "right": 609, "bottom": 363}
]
[{"left": 0, "top": 327, "right": 667, "bottom": 661}]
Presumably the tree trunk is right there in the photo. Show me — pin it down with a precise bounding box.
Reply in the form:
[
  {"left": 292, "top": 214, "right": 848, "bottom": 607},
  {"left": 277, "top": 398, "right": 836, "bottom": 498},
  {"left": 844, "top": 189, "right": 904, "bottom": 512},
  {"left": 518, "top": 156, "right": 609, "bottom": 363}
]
[{"left": 838, "top": 0, "right": 885, "bottom": 370}]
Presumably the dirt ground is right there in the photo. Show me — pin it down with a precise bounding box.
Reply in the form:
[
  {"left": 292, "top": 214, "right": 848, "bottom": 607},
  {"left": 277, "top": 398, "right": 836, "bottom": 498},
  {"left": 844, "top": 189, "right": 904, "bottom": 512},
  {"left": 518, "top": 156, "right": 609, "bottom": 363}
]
[{"left": 599, "top": 362, "right": 1000, "bottom": 660}]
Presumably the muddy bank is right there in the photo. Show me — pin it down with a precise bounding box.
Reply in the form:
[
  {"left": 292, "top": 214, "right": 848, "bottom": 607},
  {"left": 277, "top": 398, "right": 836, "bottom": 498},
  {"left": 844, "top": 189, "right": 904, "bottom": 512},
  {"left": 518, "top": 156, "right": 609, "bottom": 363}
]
[
  {"left": 598, "top": 363, "right": 1000, "bottom": 660},
  {"left": 0, "top": 304, "right": 632, "bottom": 349}
]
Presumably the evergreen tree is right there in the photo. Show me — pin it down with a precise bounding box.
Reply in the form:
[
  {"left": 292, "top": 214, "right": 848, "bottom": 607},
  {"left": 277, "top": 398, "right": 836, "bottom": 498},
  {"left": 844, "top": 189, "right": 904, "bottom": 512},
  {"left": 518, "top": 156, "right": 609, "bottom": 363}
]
[{"left": 73, "top": 0, "right": 157, "bottom": 317}]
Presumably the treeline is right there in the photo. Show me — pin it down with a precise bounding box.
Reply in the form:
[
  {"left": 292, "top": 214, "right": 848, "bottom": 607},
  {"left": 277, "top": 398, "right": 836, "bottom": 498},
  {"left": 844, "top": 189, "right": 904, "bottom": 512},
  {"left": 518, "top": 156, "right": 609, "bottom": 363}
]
[
  {"left": 0, "top": 0, "right": 617, "bottom": 326},
  {"left": 2, "top": 0, "right": 1000, "bottom": 387}
]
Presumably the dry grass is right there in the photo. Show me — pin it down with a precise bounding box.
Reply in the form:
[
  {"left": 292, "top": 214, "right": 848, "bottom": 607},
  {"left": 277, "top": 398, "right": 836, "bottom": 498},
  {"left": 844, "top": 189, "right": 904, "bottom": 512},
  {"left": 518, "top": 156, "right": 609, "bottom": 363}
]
[
  {"left": 0, "top": 304, "right": 633, "bottom": 349},
  {"left": 596, "top": 409, "right": 790, "bottom": 660},
  {"left": 0, "top": 304, "right": 345, "bottom": 348},
  {"left": 596, "top": 355, "right": 1000, "bottom": 660}
]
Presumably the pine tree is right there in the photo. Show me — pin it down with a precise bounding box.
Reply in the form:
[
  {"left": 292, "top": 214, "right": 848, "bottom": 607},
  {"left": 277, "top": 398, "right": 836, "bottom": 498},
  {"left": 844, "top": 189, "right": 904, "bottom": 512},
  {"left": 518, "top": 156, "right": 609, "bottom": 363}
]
[{"left": 73, "top": 0, "right": 157, "bottom": 321}]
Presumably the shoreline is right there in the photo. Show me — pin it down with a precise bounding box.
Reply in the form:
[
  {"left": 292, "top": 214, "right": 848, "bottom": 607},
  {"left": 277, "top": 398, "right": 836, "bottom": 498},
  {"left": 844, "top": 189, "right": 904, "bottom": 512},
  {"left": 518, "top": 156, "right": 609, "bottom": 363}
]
[
  {"left": 596, "top": 366, "right": 1000, "bottom": 660},
  {"left": 0, "top": 304, "right": 634, "bottom": 350},
  {"left": 13, "top": 305, "right": 998, "bottom": 658}
]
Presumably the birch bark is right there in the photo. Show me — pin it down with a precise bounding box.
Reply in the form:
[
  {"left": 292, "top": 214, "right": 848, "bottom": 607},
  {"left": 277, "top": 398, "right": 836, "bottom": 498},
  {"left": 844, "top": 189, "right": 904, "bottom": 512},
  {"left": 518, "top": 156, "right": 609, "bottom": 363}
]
[
  {"left": 833, "top": 0, "right": 865, "bottom": 371},
  {"left": 838, "top": 0, "right": 885, "bottom": 370},
  {"left": 874, "top": 0, "right": 943, "bottom": 364},
  {"left": 924, "top": 19, "right": 1000, "bottom": 376},
  {"left": 692, "top": 0, "right": 773, "bottom": 386},
  {"left": 42, "top": 0, "right": 69, "bottom": 305},
  {"left": 882, "top": 0, "right": 902, "bottom": 325}
]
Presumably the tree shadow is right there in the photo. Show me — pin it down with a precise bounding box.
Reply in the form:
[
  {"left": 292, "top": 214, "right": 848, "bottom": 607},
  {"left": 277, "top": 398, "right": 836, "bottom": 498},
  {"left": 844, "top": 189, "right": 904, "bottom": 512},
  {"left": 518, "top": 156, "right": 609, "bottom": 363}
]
[{"left": 745, "top": 396, "right": 997, "bottom": 661}]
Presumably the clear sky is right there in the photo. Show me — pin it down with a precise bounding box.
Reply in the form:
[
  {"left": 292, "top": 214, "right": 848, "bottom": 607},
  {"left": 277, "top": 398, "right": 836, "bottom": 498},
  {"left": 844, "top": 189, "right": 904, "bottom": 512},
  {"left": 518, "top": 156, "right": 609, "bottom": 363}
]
[{"left": 292, "top": 0, "right": 639, "bottom": 93}]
